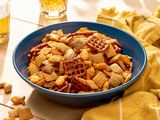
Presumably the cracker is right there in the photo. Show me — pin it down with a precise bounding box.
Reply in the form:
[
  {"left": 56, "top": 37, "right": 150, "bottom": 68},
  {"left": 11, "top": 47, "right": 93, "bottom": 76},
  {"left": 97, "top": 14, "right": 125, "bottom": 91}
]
[
  {"left": 35, "top": 54, "right": 46, "bottom": 67},
  {"left": 122, "top": 71, "right": 130, "bottom": 78},
  {"left": 47, "top": 41, "right": 57, "bottom": 47},
  {"left": 109, "top": 63, "right": 123, "bottom": 73},
  {"left": 105, "top": 44, "right": 117, "bottom": 58},
  {"left": 87, "top": 36, "right": 109, "bottom": 52},
  {"left": 39, "top": 47, "right": 51, "bottom": 55},
  {"left": 36, "top": 78, "right": 45, "bottom": 86},
  {"left": 120, "top": 55, "right": 131, "bottom": 64},
  {"left": 3, "top": 117, "right": 15, "bottom": 120},
  {"left": 11, "top": 96, "right": 25, "bottom": 105},
  {"left": 48, "top": 55, "right": 64, "bottom": 62},
  {"left": 103, "top": 70, "right": 113, "bottom": 77},
  {"left": 91, "top": 53, "right": 105, "bottom": 64},
  {"left": 93, "top": 71, "right": 109, "bottom": 88},
  {"left": 18, "top": 107, "right": 33, "bottom": 120},
  {"left": 46, "top": 33, "right": 60, "bottom": 42},
  {"left": 41, "top": 66, "right": 54, "bottom": 74},
  {"left": 51, "top": 47, "right": 63, "bottom": 55},
  {"left": 8, "top": 108, "right": 19, "bottom": 118},
  {"left": 109, "top": 73, "right": 124, "bottom": 87},
  {"left": 116, "top": 60, "right": 126, "bottom": 71},
  {"left": 59, "top": 60, "right": 64, "bottom": 75},
  {"left": 64, "top": 57, "right": 86, "bottom": 78},
  {"left": 109, "top": 54, "right": 121, "bottom": 64},
  {"left": 41, "top": 71, "right": 57, "bottom": 82},
  {"left": 27, "top": 62, "right": 39, "bottom": 75},
  {"left": 85, "top": 80, "right": 99, "bottom": 90},
  {"left": 56, "top": 43, "right": 70, "bottom": 53}
]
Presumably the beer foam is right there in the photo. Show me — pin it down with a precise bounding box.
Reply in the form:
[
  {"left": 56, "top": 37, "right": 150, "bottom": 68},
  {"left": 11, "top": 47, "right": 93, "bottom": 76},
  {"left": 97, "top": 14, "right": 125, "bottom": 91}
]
[{"left": 0, "top": 0, "right": 10, "bottom": 19}]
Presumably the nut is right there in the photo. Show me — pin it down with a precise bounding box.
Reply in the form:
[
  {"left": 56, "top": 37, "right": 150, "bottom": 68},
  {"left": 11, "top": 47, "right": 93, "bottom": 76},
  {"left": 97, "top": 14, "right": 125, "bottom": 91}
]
[
  {"left": 0, "top": 82, "right": 5, "bottom": 89},
  {"left": 84, "top": 60, "right": 92, "bottom": 67},
  {"left": 55, "top": 75, "right": 67, "bottom": 86},
  {"left": 85, "top": 80, "right": 99, "bottom": 89},
  {"left": 93, "top": 62, "right": 108, "bottom": 70},
  {"left": 28, "top": 75, "right": 40, "bottom": 83},
  {"left": 4, "top": 83, "right": 12, "bottom": 94},
  {"left": 86, "top": 66, "right": 95, "bottom": 79},
  {"left": 103, "top": 81, "right": 109, "bottom": 91},
  {"left": 63, "top": 48, "right": 75, "bottom": 60},
  {"left": 79, "top": 49, "right": 90, "bottom": 60}
]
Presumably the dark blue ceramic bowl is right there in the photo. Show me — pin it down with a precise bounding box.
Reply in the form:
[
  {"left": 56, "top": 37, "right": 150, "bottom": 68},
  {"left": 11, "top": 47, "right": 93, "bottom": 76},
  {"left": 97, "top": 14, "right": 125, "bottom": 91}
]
[{"left": 13, "top": 21, "right": 147, "bottom": 107}]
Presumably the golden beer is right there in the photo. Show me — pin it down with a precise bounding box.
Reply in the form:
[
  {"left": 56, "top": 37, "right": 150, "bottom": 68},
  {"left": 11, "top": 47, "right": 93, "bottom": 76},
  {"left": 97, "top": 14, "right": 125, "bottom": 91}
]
[
  {"left": 39, "top": 0, "right": 67, "bottom": 19},
  {"left": 0, "top": 0, "right": 10, "bottom": 44}
]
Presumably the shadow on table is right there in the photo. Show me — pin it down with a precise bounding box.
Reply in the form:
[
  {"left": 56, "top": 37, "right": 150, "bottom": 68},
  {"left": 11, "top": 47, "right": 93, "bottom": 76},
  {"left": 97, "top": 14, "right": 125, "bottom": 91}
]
[
  {"left": 27, "top": 90, "right": 88, "bottom": 120},
  {"left": 0, "top": 41, "right": 9, "bottom": 79},
  {"left": 0, "top": 91, "right": 11, "bottom": 104},
  {"left": 37, "top": 14, "right": 68, "bottom": 29}
]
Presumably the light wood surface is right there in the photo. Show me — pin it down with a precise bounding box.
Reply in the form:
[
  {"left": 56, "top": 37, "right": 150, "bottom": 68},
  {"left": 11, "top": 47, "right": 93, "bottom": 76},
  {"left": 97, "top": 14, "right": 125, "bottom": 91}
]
[{"left": 0, "top": 0, "right": 160, "bottom": 119}]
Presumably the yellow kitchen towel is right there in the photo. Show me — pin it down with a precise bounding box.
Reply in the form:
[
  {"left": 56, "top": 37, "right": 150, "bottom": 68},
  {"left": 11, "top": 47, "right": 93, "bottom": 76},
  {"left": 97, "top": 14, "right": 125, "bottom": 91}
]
[
  {"left": 82, "top": 7, "right": 160, "bottom": 120},
  {"left": 82, "top": 91, "right": 160, "bottom": 120}
]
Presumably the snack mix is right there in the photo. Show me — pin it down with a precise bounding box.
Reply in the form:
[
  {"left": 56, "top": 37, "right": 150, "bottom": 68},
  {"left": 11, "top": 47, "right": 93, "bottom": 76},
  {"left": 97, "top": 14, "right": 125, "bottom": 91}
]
[{"left": 27, "top": 27, "right": 133, "bottom": 93}]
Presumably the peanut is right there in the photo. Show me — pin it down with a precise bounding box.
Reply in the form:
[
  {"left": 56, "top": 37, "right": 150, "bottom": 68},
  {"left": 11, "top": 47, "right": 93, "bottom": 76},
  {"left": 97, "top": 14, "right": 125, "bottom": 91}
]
[
  {"left": 93, "top": 62, "right": 108, "bottom": 70},
  {"left": 103, "top": 81, "right": 109, "bottom": 91},
  {"left": 55, "top": 75, "right": 67, "bottom": 86},
  {"left": 0, "top": 82, "right": 5, "bottom": 89},
  {"left": 4, "top": 83, "right": 12, "bottom": 94}
]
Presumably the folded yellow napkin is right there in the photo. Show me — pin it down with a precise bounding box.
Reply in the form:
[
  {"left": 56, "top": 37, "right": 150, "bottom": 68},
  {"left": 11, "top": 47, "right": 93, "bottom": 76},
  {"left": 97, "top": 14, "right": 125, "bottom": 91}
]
[{"left": 82, "top": 7, "right": 160, "bottom": 120}]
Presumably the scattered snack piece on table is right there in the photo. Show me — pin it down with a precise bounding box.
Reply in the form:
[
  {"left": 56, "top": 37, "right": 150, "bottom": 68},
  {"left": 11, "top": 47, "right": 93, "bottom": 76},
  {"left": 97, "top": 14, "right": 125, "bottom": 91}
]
[
  {"left": 4, "top": 83, "right": 12, "bottom": 94},
  {"left": 4, "top": 107, "right": 33, "bottom": 120},
  {"left": 27, "top": 27, "right": 133, "bottom": 93},
  {"left": 18, "top": 107, "right": 33, "bottom": 120},
  {"left": 0, "top": 82, "right": 5, "bottom": 89},
  {"left": 8, "top": 108, "right": 19, "bottom": 119},
  {"left": 3, "top": 117, "right": 15, "bottom": 120},
  {"left": 11, "top": 96, "right": 25, "bottom": 105}
]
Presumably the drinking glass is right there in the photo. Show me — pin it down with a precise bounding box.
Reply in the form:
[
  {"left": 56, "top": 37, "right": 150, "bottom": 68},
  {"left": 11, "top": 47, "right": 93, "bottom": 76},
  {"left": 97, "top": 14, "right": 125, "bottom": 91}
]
[
  {"left": 39, "top": 0, "right": 67, "bottom": 19},
  {"left": 0, "top": 0, "right": 10, "bottom": 44}
]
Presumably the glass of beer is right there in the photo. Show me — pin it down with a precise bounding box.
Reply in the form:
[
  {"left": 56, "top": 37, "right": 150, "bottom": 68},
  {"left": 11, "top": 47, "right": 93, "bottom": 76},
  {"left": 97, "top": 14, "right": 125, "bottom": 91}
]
[
  {"left": 0, "top": 0, "right": 10, "bottom": 44},
  {"left": 39, "top": 0, "right": 67, "bottom": 19}
]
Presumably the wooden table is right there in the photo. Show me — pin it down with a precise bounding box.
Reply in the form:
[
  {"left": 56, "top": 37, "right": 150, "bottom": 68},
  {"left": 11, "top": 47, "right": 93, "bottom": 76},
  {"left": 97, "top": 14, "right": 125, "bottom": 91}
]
[{"left": 0, "top": 0, "right": 159, "bottom": 119}]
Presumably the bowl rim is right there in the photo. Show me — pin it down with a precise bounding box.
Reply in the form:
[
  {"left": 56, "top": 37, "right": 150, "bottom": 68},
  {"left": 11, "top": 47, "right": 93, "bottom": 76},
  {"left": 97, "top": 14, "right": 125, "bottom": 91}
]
[{"left": 12, "top": 21, "right": 147, "bottom": 97}]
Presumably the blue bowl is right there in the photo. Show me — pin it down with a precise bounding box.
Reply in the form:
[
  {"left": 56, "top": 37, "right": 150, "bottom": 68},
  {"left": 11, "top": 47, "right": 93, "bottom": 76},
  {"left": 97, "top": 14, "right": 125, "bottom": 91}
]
[{"left": 13, "top": 21, "right": 147, "bottom": 107}]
